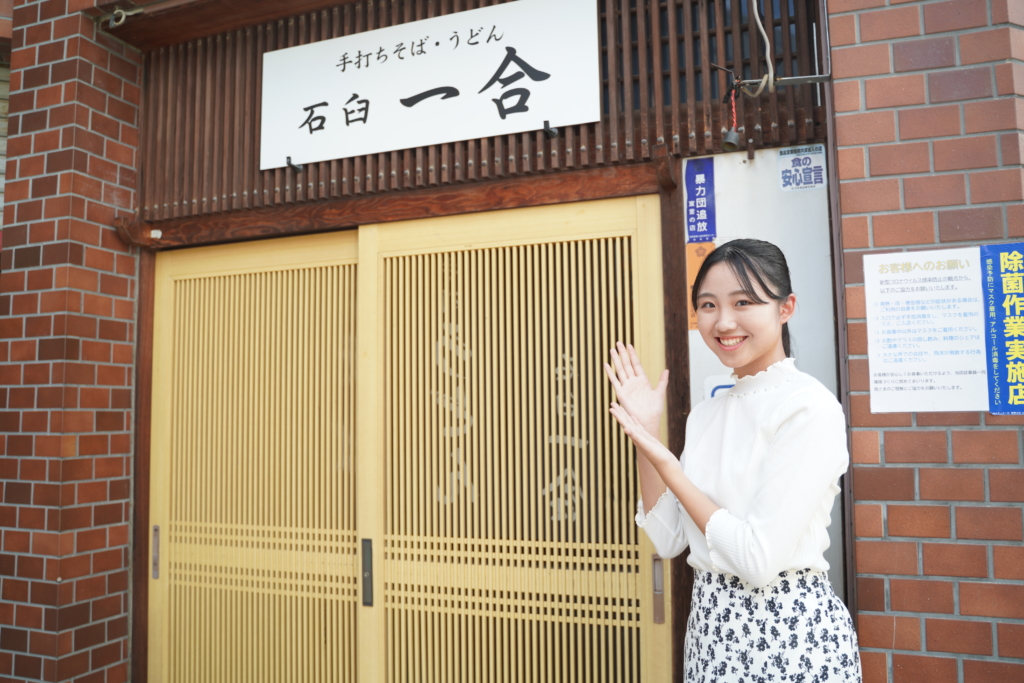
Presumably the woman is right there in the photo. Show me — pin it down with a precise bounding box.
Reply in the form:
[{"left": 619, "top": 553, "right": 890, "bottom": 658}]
[{"left": 606, "top": 239, "right": 861, "bottom": 682}]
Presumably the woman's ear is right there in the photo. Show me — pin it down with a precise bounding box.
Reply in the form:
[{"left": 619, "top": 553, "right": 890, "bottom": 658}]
[{"left": 779, "top": 293, "right": 797, "bottom": 325}]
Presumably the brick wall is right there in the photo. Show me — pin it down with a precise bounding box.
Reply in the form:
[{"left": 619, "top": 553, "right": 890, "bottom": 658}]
[
  {"left": 0, "top": 0, "right": 140, "bottom": 681},
  {"left": 829, "top": 0, "right": 1024, "bottom": 680}
]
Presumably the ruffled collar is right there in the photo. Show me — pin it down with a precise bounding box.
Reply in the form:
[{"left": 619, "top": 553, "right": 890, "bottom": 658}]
[{"left": 727, "top": 357, "right": 798, "bottom": 396}]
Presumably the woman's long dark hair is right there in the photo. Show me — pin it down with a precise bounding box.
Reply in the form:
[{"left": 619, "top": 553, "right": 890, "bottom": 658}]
[{"left": 690, "top": 239, "right": 795, "bottom": 357}]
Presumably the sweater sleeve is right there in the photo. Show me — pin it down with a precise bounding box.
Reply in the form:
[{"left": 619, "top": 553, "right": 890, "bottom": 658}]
[
  {"left": 635, "top": 489, "right": 690, "bottom": 559},
  {"left": 703, "top": 389, "right": 848, "bottom": 587}
]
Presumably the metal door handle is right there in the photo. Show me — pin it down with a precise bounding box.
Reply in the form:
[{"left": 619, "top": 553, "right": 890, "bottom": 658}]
[
  {"left": 652, "top": 555, "right": 664, "bottom": 624},
  {"left": 152, "top": 526, "right": 160, "bottom": 579},
  {"left": 362, "top": 539, "right": 373, "bottom": 606}
]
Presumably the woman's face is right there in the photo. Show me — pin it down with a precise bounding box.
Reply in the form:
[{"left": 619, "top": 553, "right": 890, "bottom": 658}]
[{"left": 695, "top": 262, "right": 796, "bottom": 378}]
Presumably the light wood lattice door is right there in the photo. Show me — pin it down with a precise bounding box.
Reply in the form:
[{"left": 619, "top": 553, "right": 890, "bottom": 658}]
[
  {"left": 150, "top": 197, "right": 671, "bottom": 682},
  {"left": 357, "top": 196, "right": 670, "bottom": 683},
  {"left": 150, "top": 233, "right": 361, "bottom": 683}
]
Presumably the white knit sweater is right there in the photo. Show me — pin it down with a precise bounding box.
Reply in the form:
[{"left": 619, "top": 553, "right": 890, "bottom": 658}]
[{"left": 635, "top": 358, "right": 849, "bottom": 588}]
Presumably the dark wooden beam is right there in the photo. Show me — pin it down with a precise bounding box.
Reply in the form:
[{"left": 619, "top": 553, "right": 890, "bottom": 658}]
[
  {"left": 98, "top": 0, "right": 361, "bottom": 50},
  {"left": 118, "top": 161, "right": 668, "bottom": 250}
]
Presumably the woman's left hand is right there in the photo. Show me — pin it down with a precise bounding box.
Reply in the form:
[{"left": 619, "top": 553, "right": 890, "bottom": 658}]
[{"left": 609, "top": 402, "right": 678, "bottom": 470}]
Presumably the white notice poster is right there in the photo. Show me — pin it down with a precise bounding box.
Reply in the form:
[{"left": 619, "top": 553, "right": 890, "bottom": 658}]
[
  {"left": 864, "top": 248, "right": 989, "bottom": 412},
  {"left": 260, "top": 0, "right": 599, "bottom": 170}
]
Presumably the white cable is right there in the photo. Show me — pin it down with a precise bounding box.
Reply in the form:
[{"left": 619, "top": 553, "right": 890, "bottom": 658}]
[{"left": 743, "top": 0, "right": 775, "bottom": 96}]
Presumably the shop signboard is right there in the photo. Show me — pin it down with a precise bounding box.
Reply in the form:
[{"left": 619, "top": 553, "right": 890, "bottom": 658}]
[
  {"left": 260, "top": 0, "right": 599, "bottom": 170},
  {"left": 864, "top": 242, "right": 1024, "bottom": 414}
]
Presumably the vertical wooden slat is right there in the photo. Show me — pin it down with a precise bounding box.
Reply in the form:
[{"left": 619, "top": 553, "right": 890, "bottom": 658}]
[
  {"left": 777, "top": 0, "right": 797, "bottom": 145},
  {"left": 681, "top": 0, "right": 697, "bottom": 154},
  {"left": 650, "top": 0, "right": 665, "bottom": 147},
  {"left": 697, "top": 0, "right": 713, "bottom": 153},
  {"left": 618, "top": 0, "right": 633, "bottom": 161},
  {"left": 729, "top": 0, "right": 747, "bottom": 148},
  {"left": 636, "top": 0, "right": 651, "bottom": 158},
  {"left": 745, "top": 0, "right": 765, "bottom": 149},
  {"left": 793, "top": 0, "right": 814, "bottom": 142},
  {"left": 713, "top": 0, "right": 728, "bottom": 150}
]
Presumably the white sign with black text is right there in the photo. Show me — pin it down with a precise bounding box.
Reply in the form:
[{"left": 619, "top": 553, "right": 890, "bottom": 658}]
[
  {"left": 864, "top": 248, "right": 989, "bottom": 413},
  {"left": 260, "top": 0, "right": 599, "bottom": 170}
]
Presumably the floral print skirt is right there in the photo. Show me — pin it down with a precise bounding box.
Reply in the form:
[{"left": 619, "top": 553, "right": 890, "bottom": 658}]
[{"left": 684, "top": 569, "right": 861, "bottom": 683}]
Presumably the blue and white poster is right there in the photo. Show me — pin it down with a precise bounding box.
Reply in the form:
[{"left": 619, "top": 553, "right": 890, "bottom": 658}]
[
  {"left": 684, "top": 157, "right": 716, "bottom": 243},
  {"left": 865, "top": 242, "right": 1024, "bottom": 414},
  {"left": 981, "top": 242, "right": 1024, "bottom": 414}
]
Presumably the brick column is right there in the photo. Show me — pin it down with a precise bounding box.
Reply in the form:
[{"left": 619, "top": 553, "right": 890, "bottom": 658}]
[
  {"left": 829, "top": 0, "right": 1024, "bottom": 680},
  {"left": 0, "top": 1, "right": 140, "bottom": 681}
]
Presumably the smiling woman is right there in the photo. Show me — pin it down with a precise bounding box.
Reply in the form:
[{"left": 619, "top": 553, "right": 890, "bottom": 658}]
[
  {"left": 693, "top": 239, "right": 796, "bottom": 378},
  {"left": 605, "top": 239, "right": 862, "bottom": 682}
]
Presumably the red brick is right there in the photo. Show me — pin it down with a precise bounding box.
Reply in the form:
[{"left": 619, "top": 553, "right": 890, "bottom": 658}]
[
  {"left": 842, "top": 216, "right": 870, "bottom": 249},
  {"left": 999, "top": 623, "right": 1024, "bottom": 659},
  {"left": 852, "top": 430, "right": 880, "bottom": 464},
  {"left": 859, "top": 577, "right": 886, "bottom": 611},
  {"left": 899, "top": 105, "right": 961, "bottom": 139},
  {"left": 889, "top": 505, "right": 951, "bottom": 538},
  {"left": 839, "top": 179, "right": 901, "bottom": 214},
  {"left": 830, "top": 15, "right": 856, "bottom": 46},
  {"left": 868, "top": 142, "right": 929, "bottom": 177},
  {"left": 856, "top": 541, "right": 920, "bottom": 574},
  {"left": 961, "top": 583, "right": 1024, "bottom": 619},
  {"left": 938, "top": 207, "right": 1004, "bottom": 242},
  {"left": 834, "top": 81, "right": 861, "bottom": 113},
  {"left": 924, "top": 0, "right": 988, "bottom": 33},
  {"left": 856, "top": 503, "right": 883, "bottom": 537},
  {"left": 923, "top": 542, "right": 988, "bottom": 577},
  {"left": 868, "top": 74, "right": 925, "bottom": 109},
  {"left": 833, "top": 44, "right": 891, "bottom": 80},
  {"left": 994, "top": 545, "right": 1024, "bottom": 580},
  {"left": 929, "top": 67, "right": 994, "bottom": 103},
  {"left": 883, "top": 429, "right": 946, "bottom": 462},
  {"left": 861, "top": 6, "right": 921, "bottom": 42},
  {"left": 970, "top": 168, "right": 1024, "bottom": 203},
  {"left": 890, "top": 578, "right": 954, "bottom": 612},
  {"left": 1003, "top": 132, "right": 1024, "bottom": 165},
  {"left": 837, "top": 110, "right": 897, "bottom": 145},
  {"left": 933, "top": 136, "right": 998, "bottom": 171},
  {"left": 953, "top": 430, "right": 1019, "bottom": 463},
  {"left": 837, "top": 148, "right": 865, "bottom": 179},
  {"left": 854, "top": 466, "right": 917, "bottom": 500},
  {"left": 963, "top": 660, "right": 1024, "bottom": 683},
  {"left": 859, "top": 614, "right": 921, "bottom": 650},
  {"left": 905, "top": 174, "right": 966, "bottom": 208},
  {"left": 961, "top": 27, "right": 1022, "bottom": 65},
  {"left": 996, "top": 62, "right": 1024, "bottom": 98},
  {"left": 848, "top": 321, "right": 867, "bottom": 354},
  {"left": 893, "top": 654, "right": 958, "bottom": 683},
  {"left": 991, "top": 470, "right": 1024, "bottom": 502},
  {"left": 964, "top": 98, "right": 1024, "bottom": 134},
  {"left": 920, "top": 468, "right": 984, "bottom": 501},
  {"left": 956, "top": 506, "right": 1023, "bottom": 541},
  {"left": 926, "top": 618, "right": 992, "bottom": 655},
  {"left": 871, "top": 213, "right": 934, "bottom": 248}
]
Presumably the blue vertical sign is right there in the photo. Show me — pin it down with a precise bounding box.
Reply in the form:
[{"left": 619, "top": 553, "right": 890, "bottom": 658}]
[
  {"left": 684, "top": 157, "right": 716, "bottom": 243},
  {"left": 981, "top": 242, "right": 1024, "bottom": 414}
]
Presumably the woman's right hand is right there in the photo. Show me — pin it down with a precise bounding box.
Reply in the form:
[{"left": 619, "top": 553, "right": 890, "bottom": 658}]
[{"left": 604, "top": 342, "right": 669, "bottom": 434}]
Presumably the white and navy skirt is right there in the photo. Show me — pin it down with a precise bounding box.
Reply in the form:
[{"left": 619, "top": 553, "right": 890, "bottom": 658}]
[{"left": 685, "top": 569, "right": 861, "bottom": 683}]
